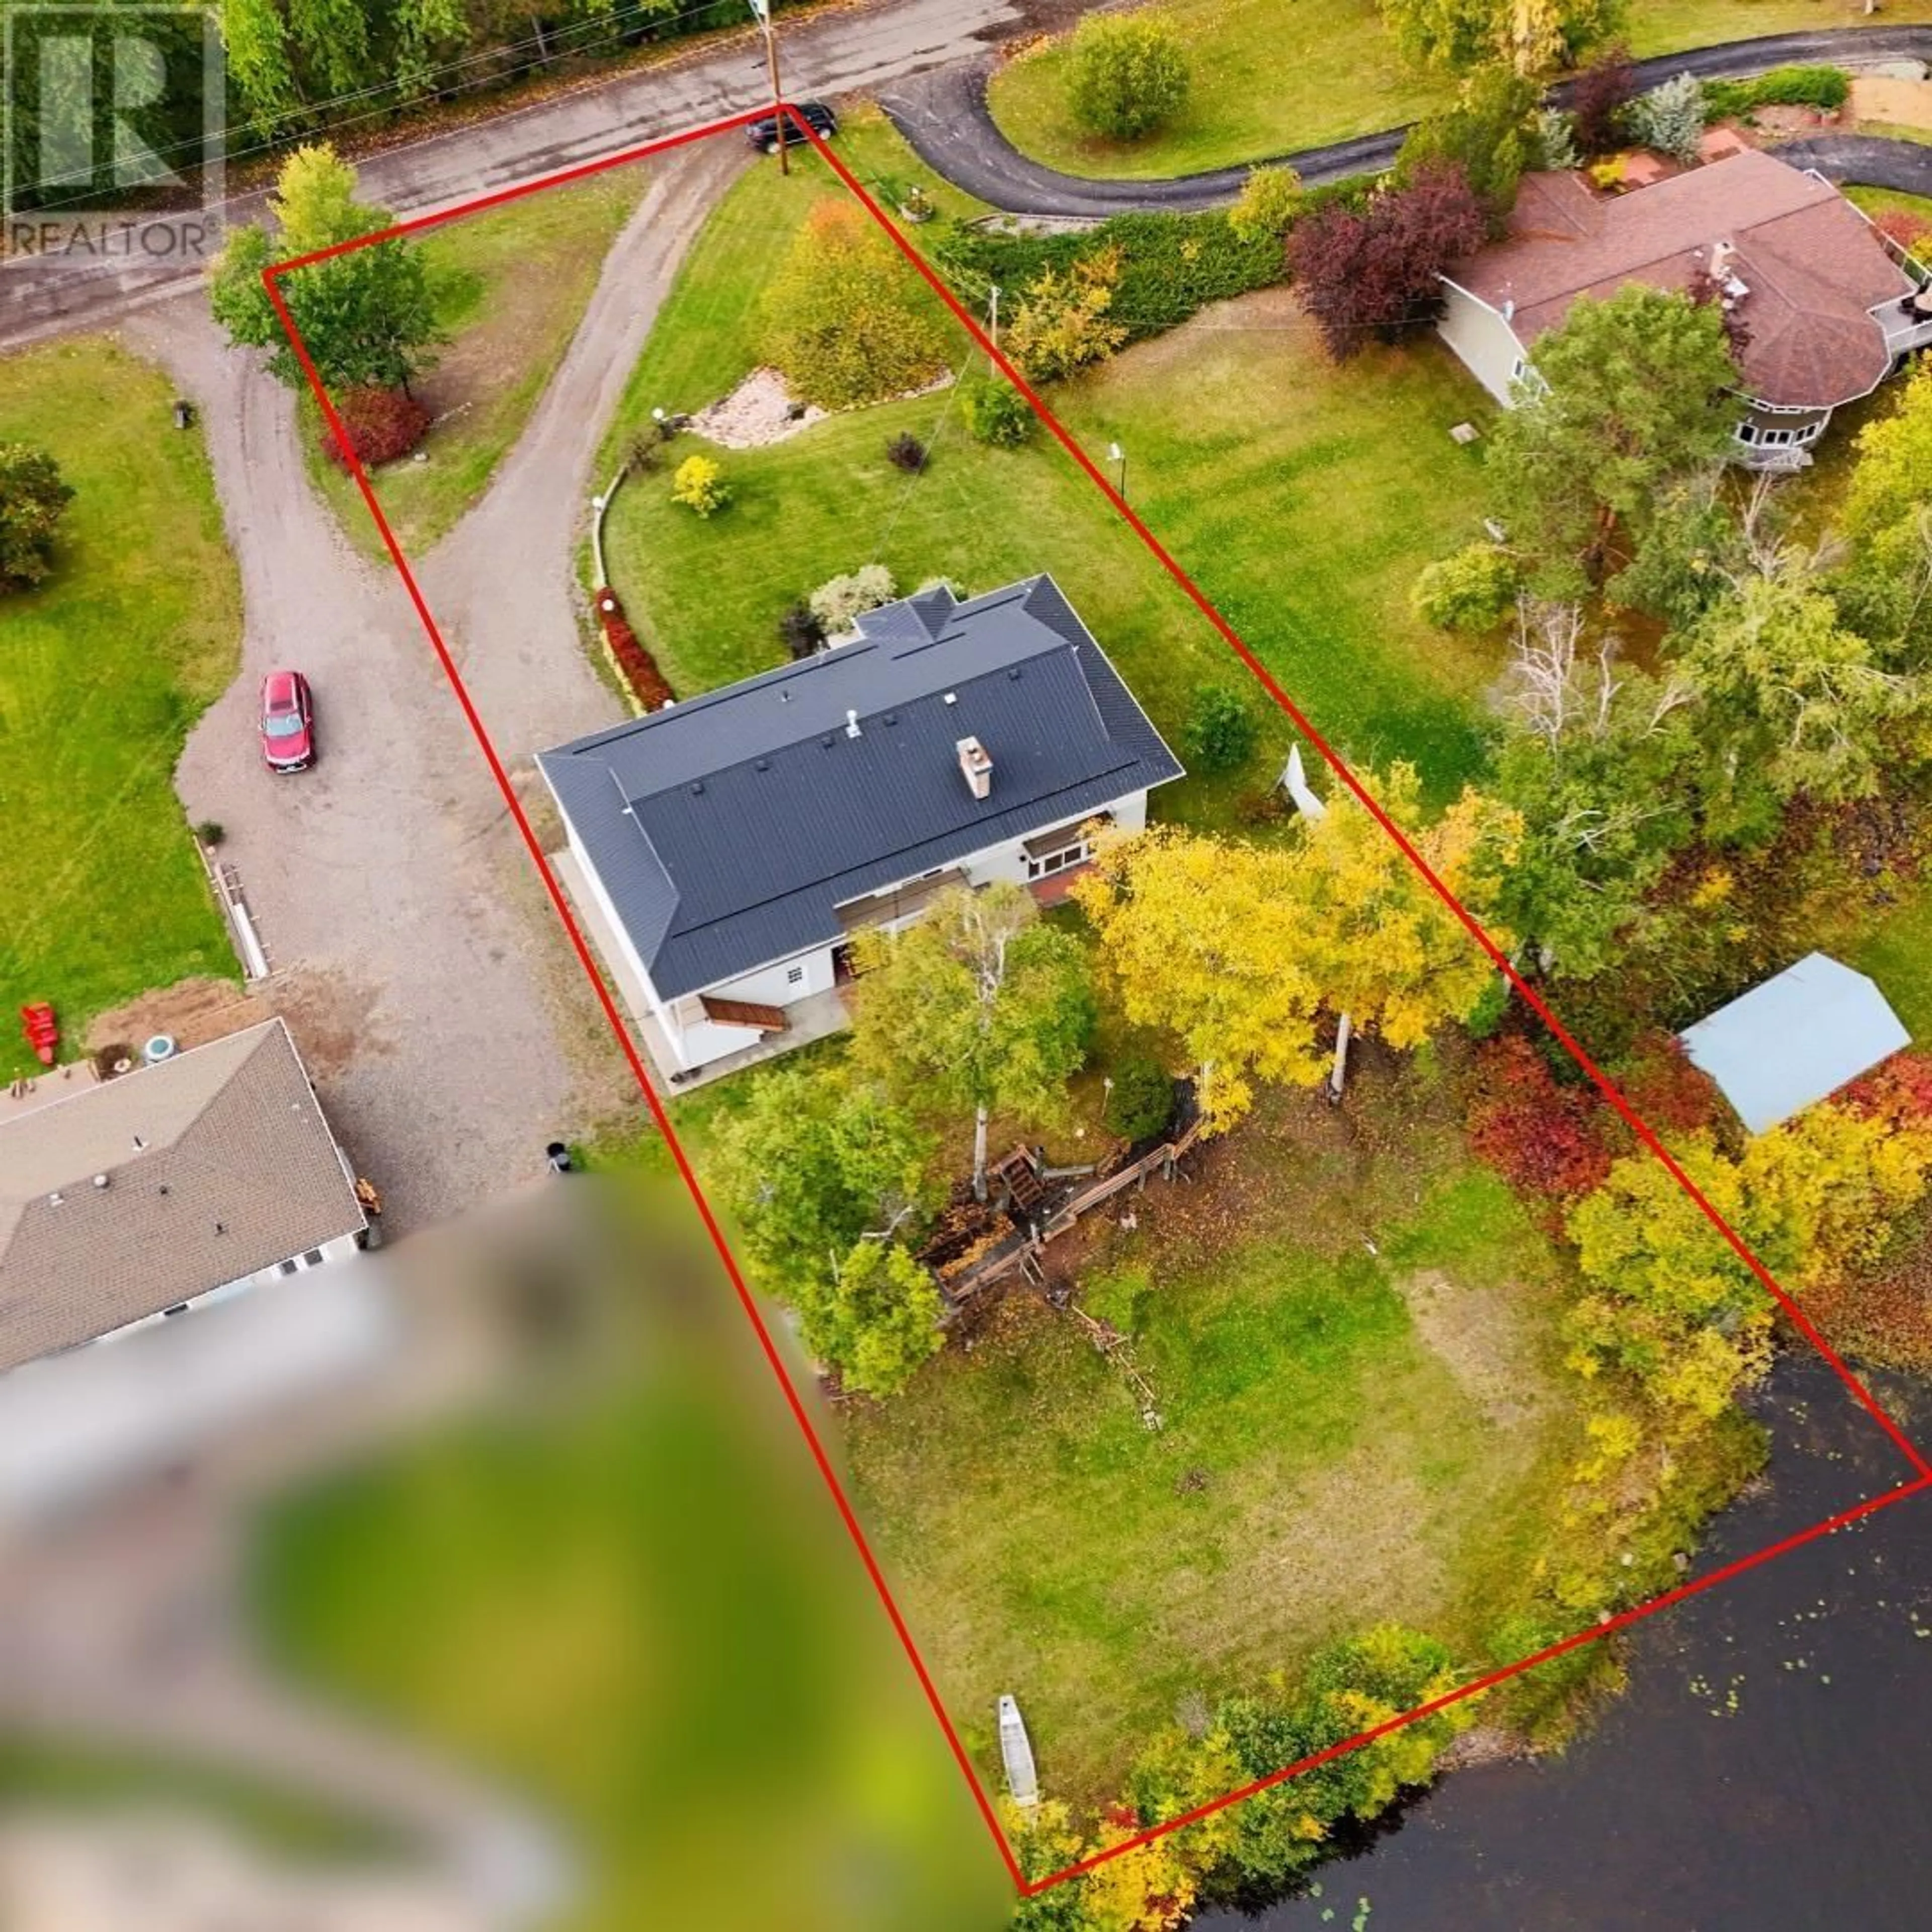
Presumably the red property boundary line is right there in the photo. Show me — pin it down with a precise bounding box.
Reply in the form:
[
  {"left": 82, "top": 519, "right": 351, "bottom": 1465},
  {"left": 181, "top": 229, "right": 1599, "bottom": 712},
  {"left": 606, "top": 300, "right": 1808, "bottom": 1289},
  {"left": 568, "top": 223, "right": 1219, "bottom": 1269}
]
[{"left": 261, "top": 105, "right": 1932, "bottom": 1898}]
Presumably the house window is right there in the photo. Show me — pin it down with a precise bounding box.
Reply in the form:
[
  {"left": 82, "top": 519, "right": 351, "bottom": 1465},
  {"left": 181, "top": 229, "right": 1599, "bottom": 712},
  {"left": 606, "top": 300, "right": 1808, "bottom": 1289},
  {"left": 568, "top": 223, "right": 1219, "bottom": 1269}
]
[
  {"left": 277, "top": 1259, "right": 299, "bottom": 1277},
  {"left": 1760, "top": 427, "right": 1794, "bottom": 448},
  {"left": 1736, "top": 421, "right": 1758, "bottom": 444},
  {"left": 1026, "top": 840, "right": 1088, "bottom": 880},
  {"left": 1797, "top": 419, "right": 1825, "bottom": 444},
  {"left": 785, "top": 964, "right": 805, "bottom": 987},
  {"left": 303, "top": 1248, "right": 325, "bottom": 1267},
  {"left": 1510, "top": 356, "right": 1526, "bottom": 381}
]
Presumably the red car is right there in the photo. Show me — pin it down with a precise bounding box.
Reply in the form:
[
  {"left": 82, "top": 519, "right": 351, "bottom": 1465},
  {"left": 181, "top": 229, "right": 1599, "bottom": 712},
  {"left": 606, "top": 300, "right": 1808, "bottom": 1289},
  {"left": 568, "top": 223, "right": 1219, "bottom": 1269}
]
[{"left": 260, "top": 669, "right": 314, "bottom": 772}]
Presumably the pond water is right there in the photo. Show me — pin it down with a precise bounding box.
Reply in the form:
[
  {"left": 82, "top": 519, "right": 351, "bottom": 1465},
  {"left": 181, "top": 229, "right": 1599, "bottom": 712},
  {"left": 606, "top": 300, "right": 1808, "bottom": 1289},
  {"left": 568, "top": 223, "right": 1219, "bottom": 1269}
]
[{"left": 1195, "top": 1356, "right": 1932, "bottom": 1932}]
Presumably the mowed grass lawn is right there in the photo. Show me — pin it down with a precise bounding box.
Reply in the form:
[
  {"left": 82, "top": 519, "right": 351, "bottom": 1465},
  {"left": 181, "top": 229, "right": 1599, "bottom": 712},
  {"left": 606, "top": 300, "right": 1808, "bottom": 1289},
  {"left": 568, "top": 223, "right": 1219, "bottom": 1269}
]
[
  {"left": 601, "top": 122, "right": 1498, "bottom": 803},
  {"left": 845, "top": 1072, "right": 1585, "bottom": 1806},
  {"left": 0, "top": 339, "right": 241, "bottom": 1080},
  {"left": 987, "top": 0, "right": 1932, "bottom": 182},
  {"left": 308, "top": 170, "right": 643, "bottom": 559}
]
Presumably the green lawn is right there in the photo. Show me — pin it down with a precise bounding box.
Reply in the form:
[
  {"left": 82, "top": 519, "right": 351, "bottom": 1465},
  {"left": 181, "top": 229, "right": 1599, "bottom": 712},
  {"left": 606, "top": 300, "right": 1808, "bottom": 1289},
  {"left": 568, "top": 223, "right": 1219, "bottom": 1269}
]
[
  {"left": 845, "top": 1075, "right": 1585, "bottom": 1805},
  {"left": 986, "top": 0, "right": 1932, "bottom": 182},
  {"left": 601, "top": 121, "right": 1499, "bottom": 808},
  {"left": 0, "top": 339, "right": 242, "bottom": 1080},
  {"left": 307, "top": 171, "right": 644, "bottom": 559}
]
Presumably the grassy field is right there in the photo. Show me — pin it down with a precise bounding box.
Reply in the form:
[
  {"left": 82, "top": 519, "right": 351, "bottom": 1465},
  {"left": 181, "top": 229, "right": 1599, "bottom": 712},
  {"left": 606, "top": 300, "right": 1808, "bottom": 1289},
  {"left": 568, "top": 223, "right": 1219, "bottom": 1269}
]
[
  {"left": 986, "top": 0, "right": 1932, "bottom": 182},
  {"left": 0, "top": 339, "right": 242, "bottom": 1081},
  {"left": 307, "top": 171, "right": 643, "bottom": 559},
  {"left": 846, "top": 1065, "right": 1585, "bottom": 1804},
  {"left": 600, "top": 121, "right": 1499, "bottom": 806}
]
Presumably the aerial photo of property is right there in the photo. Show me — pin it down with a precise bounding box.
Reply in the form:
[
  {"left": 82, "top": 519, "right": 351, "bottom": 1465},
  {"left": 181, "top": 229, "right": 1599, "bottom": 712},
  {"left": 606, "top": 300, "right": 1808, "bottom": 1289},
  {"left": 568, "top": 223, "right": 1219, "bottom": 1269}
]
[{"left": 10, "top": 1, "right": 1932, "bottom": 1927}]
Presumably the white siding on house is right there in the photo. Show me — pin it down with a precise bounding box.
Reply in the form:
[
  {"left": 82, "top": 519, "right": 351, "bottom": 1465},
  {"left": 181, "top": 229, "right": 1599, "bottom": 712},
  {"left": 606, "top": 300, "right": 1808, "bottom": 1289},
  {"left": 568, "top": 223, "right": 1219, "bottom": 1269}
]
[{"left": 1437, "top": 282, "right": 1527, "bottom": 407}]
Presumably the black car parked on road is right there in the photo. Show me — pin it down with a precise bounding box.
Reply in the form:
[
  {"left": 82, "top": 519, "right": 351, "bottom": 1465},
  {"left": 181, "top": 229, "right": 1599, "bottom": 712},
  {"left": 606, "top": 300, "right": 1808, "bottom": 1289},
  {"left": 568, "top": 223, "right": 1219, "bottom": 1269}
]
[{"left": 745, "top": 101, "right": 837, "bottom": 154}]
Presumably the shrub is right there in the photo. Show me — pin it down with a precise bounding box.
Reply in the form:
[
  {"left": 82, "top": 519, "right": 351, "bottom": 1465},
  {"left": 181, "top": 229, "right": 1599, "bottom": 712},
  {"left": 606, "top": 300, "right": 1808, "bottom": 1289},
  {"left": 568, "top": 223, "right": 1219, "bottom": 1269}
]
[
  {"left": 1627, "top": 71, "right": 1705, "bottom": 162},
  {"left": 1617, "top": 1031, "right": 1720, "bottom": 1137},
  {"left": 1567, "top": 46, "right": 1635, "bottom": 156},
  {"left": 965, "top": 378, "right": 1036, "bottom": 447},
  {"left": 1466, "top": 1034, "right": 1613, "bottom": 1200},
  {"left": 1536, "top": 107, "right": 1579, "bottom": 171},
  {"left": 1104, "top": 1054, "right": 1176, "bottom": 1142},
  {"left": 1397, "top": 64, "right": 1540, "bottom": 223},
  {"left": 319, "top": 384, "right": 431, "bottom": 470},
  {"left": 761, "top": 201, "right": 949, "bottom": 409},
  {"left": 886, "top": 431, "right": 928, "bottom": 472},
  {"left": 1875, "top": 209, "right": 1932, "bottom": 257},
  {"left": 1228, "top": 164, "right": 1303, "bottom": 245},
  {"left": 1411, "top": 543, "right": 1520, "bottom": 632},
  {"left": 0, "top": 442, "right": 74, "bottom": 590},
  {"left": 671, "top": 454, "right": 729, "bottom": 517},
  {"left": 1005, "top": 244, "right": 1129, "bottom": 383},
  {"left": 624, "top": 429, "right": 662, "bottom": 476},
  {"left": 809, "top": 564, "right": 898, "bottom": 634},
  {"left": 1703, "top": 64, "right": 1848, "bottom": 120},
  {"left": 594, "top": 588, "right": 675, "bottom": 711},
  {"left": 194, "top": 820, "right": 225, "bottom": 848},
  {"left": 778, "top": 600, "right": 824, "bottom": 659},
  {"left": 1182, "top": 684, "right": 1258, "bottom": 774},
  {"left": 1064, "top": 9, "right": 1190, "bottom": 142}
]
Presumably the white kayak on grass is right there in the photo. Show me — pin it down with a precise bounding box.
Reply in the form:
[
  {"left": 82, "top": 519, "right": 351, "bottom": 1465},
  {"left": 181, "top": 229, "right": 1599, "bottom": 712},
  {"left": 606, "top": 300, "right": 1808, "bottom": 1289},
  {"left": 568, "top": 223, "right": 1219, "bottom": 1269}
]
[{"left": 999, "top": 1694, "right": 1039, "bottom": 1806}]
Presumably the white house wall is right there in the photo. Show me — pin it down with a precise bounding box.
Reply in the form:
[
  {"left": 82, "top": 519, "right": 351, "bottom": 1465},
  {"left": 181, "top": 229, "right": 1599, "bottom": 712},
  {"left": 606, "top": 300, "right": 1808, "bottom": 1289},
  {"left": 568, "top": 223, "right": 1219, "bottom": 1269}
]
[{"left": 1437, "top": 283, "right": 1526, "bottom": 407}]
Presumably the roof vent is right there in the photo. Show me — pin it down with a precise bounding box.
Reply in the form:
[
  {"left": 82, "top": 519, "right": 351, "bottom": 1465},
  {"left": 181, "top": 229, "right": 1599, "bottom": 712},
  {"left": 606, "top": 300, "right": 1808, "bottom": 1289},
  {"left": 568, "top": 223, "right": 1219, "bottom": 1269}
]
[
  {"left": 956, "top": 736, "right": 993, "bottom": 801},
  {"left": 754, "top": 757, "right": 770, "bottom": 772},
  {"left": 846, "top": 708, "right": 862, "bottom": 740},
  {"left": 821, "top": 734, "right": 835, "bottom": 749},
  {"left": 883, "top": 712, "right": 898, "bottom": 726},
  {"left": 1007, "top": 667, "right": 1022, "bottom": 681},
  {"left": 47, "top": 1192, "right": 63, "bottom": 1208},
  {"left": 131, "top": 1135, "right": 146, "bottom": 1151},
  {"left": 943, "top": 692, "right": 957, "bottom": 706},
  {"left": 689, "top": 780, "right": 704, "bottom": 795},
  {"left": 92, "top": 1174, "right": 110, "bottom": 1190}
]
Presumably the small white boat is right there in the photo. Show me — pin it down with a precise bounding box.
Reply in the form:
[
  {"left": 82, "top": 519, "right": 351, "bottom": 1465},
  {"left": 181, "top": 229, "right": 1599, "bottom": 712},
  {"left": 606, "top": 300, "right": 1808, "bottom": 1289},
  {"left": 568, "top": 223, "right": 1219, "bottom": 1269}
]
[{"left": 999, "top": 1694, "right": 1039, "bottom": 1807}]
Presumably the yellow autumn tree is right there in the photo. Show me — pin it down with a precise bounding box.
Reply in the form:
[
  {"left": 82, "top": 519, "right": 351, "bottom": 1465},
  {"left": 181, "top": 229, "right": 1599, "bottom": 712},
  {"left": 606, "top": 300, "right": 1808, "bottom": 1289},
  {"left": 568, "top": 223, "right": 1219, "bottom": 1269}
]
[
  {"left": 1072, "top": 827, "right": 1327, "bottom": 1133},
  {"left": 1284, "top": 762, "right": 1520, "bottom": 1096}
]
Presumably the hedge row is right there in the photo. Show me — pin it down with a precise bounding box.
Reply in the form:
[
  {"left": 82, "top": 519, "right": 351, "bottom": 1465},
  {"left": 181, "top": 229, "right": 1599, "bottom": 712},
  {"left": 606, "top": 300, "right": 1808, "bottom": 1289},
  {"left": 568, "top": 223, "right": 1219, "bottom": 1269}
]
[{"left": 1703, "top": 64, "right": 1850, "bottom": 120}]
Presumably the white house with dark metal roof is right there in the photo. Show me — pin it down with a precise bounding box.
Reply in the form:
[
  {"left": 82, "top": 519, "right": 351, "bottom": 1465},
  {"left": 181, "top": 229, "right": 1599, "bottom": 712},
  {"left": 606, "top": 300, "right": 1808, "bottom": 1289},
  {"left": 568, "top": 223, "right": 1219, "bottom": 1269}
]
[
  {"left": 538, "top": 576, "right": 1183, "bottom": 1085},
  {"left": 1679, "top": 952, "right": 1910, "bottom": 1134}
]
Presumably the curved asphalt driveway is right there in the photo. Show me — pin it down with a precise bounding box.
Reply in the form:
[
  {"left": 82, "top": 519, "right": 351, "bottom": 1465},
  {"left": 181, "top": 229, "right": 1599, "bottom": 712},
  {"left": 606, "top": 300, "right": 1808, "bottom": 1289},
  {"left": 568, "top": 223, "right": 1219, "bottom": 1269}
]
[{"left": 878, "top": 24, "right": 1932, "bottom": 215}]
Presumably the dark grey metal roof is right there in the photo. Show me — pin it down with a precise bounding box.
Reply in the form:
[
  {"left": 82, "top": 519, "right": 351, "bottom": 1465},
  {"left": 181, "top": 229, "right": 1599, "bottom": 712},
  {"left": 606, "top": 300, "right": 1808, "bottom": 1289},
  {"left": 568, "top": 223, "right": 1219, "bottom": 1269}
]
[{"left": 538, "top": 576, "right": 1182, "bottom": 999}]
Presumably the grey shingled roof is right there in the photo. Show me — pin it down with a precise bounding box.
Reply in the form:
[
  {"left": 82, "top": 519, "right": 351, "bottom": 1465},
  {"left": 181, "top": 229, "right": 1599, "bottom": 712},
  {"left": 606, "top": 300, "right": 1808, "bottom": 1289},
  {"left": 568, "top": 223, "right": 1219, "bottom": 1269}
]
[
  {"left": 1679, "top": 952, "right": 1911, "bottom": 1134},
  {"left": 538, "top": 576, "right": 1183, "bottom": 999},
  {"left": 0, "top": 1020, "right": 366, "bottom": 1371}
]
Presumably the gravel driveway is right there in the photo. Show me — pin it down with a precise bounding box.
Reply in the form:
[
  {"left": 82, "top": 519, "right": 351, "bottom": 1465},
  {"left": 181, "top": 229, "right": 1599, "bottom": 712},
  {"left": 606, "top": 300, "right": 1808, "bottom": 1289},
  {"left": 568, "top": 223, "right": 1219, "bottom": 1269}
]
[{"left": 126, "top": 141, "right": 741, "bottom": 1233}]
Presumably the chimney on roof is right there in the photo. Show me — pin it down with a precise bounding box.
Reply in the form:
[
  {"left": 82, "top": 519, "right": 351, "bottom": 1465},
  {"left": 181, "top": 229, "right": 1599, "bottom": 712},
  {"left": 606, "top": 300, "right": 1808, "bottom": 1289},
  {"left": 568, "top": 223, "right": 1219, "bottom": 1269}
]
[
  {"left": 846, "top": 708, "right": 862, "bottom": 740},
  {"left": 956, "top": 736, "right": 993, "bottom": 800}
]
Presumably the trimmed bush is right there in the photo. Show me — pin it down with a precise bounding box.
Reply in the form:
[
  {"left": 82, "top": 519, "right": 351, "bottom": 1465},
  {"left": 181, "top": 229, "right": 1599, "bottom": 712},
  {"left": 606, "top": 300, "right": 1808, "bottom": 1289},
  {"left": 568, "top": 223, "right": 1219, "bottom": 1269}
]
[
  {"left": 1411, "top": 543, "right": 1520, "bottom": 632},
  {"left": 965, "top": 379, "right": 1036, "bottom": 447},
  {"left": 1536, "top": 107, "right": 1579, "bottom": 171},
  {"left": 886, "top": 431, "right": 928, "bottom": 472},
  {"left": 0, "top": 441, "right": 73, "bottom": 590},
  {"left": 1104, "top": 1054, "right": 1176, "bottom": 1143},
  {"left": 1703, "top": 64, "right": 1848, "bottom": 120},
  {"left": 1182, "top": 684, "right": 1258, "bottom": 774},
  {"left": 1875, "top": 208, "right": 1932, "bottom": 256},
  {"left": 1568, "top": 47, "right": 1635, "bottom": 156},
  {"left": 809, "top": 564, "right": 897, "bottom": 634},
  {"left": 1064, "top": 10, "right": 1190, "bottom": 142},
  {"left": 671, "top": 454, "right": 730, "bottom": 517},
  {"left": 1228, "top": 164, "right": 1303, "bottom": 245},
  {"left": 194, "top": 820, "right": 225, "bottom": 848},
  {"left": 594, "top": 588, "right": 674, "bottom": 711},
  {"left": 320, "top": 384, "right": 430, "bottom": 469}
]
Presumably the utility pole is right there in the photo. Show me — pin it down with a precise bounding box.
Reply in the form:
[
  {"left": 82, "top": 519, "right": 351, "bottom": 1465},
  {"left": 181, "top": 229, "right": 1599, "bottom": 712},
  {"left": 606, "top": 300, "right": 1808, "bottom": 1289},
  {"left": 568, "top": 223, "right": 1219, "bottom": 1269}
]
[
  {"left": 748, "top": 0, "right": 786, "bottom": 177},
  {"left": 988, "top": 284, "right": 1000, "bottom": 367}
]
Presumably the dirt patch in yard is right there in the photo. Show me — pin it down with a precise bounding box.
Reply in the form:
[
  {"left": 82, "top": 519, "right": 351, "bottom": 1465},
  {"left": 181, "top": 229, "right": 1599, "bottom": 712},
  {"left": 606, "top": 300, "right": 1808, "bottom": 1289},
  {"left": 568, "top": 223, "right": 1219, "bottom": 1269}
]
[
  {"left": 1853, "top": 75, "right": 1932, "bottom": 132},
  {"left": 85, "top": 976, "right": 268, "bottom": 1056},
  {"left": 1399, "top": 1267, "right": 1549, "bottom": 1431}
]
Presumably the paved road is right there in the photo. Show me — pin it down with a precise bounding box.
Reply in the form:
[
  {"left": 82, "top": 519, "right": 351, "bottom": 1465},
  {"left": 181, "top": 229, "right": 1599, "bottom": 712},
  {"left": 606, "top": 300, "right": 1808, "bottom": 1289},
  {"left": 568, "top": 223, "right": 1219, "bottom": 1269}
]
[
  {"left": 120, "top": 143, "right": 738, "bottom": 1233},
  {"left": 0, "top": 0, "right": 1029, "bottom": 350},
  {"left": 879, "top": 24, "right": 1932, "bottom": 215}
]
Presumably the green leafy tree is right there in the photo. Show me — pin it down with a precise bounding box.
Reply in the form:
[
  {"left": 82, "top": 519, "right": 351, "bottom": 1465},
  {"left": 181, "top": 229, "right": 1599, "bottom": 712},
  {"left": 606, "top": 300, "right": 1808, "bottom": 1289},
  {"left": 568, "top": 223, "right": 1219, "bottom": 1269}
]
[
  {"left": 1486, "top": 285, "right": 1741, "bottom": 592},
  {"left": 760, "top": 201, "right": 950, "bottom": 409},
  {"left": 221, "top": 0, "right": 300, "bottom": 135},
  {"left": 0, "top": 444, "right": 75, "bottom": 591},
  {"left": 1627, "top": 70, "right": 1707, "bottom": 160},
  {"left": 1396, "top": 62, "right": 1540, "bottom": 220},
  {"left": 287, "top": 0, "right": 371, "bottom": 100},
  {"left": 851, "top": 883, "right": 1095, "bottom": 1200},
  {"left": 1843, "top": 358, "right": 1932, "bottom": 579},
  {"left": 1609, "top": 469, "right": 1738, "bottom": 629},
  {"left": 813, "top": 1239, "right": 945, "bottom": 1398},
  {"left": 1491, "top": 601, "right": 1701, "bottom": 977},
  {"left": 965, "top": 377, "right": 1037, "bottom": 447},
  {"left": 1379, "top": 0, "right": 1625, "bottom": 72},
  {"left": 1064, "top": 9, "right": 1191, "bottom": 141},
  {"left": 1676, "top": 571, "right": 1921, "bottom": 837},
  {"left": 209, "top": 144, "right": 442, "bottom": 393}
]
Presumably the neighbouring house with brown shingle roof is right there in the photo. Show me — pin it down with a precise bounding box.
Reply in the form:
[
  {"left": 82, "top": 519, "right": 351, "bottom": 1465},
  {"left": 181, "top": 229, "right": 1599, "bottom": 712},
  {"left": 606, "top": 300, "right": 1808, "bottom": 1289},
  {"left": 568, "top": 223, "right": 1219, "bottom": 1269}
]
[
  {"left": 0, "top": 1019, "right": 365, "bottom": 1372},
  {"left": 1438, "top": 148, "right": 1932, "bottom": 467}
]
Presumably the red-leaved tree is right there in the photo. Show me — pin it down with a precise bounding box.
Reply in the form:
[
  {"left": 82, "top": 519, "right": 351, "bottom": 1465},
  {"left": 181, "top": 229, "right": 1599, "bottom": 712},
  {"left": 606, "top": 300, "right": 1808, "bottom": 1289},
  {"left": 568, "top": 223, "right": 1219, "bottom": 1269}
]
[
  {"left": 1466, "top": 1033, "right": 1614, "bottom": 1201},
  {"left": 1289, "top": 163, "right": 1487, "bottom": 362},
  {"left": 1844, "top": 1050, "right": 1932, "bottom": 1128},
  {"left": 1566, "top": 47, "right": 1635, "bottom": 157},
  {"left": 1618, "top": 1030, "right": 1721, "bottom": 1137}
]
